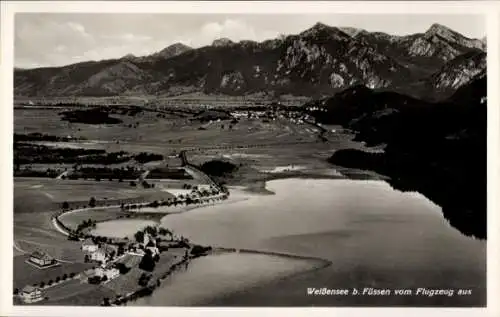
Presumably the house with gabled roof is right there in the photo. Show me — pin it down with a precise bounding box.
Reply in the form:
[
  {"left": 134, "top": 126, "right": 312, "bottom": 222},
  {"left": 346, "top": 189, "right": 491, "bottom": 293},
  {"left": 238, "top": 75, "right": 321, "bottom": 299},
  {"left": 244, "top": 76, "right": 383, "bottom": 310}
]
[
  {"left": 29, "top": 251, "right": 54, "bottom": 267},
  {"left": 20, "top": 285, "right": 43, "bottom": 303}
]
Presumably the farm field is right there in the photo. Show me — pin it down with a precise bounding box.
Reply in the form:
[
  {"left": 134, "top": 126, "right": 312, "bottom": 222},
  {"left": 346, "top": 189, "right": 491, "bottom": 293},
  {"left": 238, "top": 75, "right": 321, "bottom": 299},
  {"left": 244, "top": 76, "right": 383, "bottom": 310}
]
[
  {"left": 90, "top": 219, "right": 158, "bottom": 238},
  {"left": 57, "top": 208, "right": 128, "bottom": 231},
  {"left": 103, "top": 267, "right": 146, "bottom": 295},
  {"left": 14, "top": 108, "right": 320, "bottom": 153},
  {"left": 15, "top": 178, "right": 176, "bottom": 211},
  {"left": 13, "top": 255, "right": 93, "bottom": 291},
  {"left": 46, "top": 285, "right": 117, "bottom": 306},
  {"left": 103, "top": 248, "right": 185, "bottom": 296},
  {"left": 43, "top": 279, "right": 99, "bottom": 303}
]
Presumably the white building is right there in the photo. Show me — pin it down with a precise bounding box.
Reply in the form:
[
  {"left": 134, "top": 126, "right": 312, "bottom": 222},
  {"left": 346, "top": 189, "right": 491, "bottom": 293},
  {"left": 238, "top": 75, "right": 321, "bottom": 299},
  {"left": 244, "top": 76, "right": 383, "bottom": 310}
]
[
  {"left": 29, "top": 251, "right": 54, "bottom": 267},
  {"left": 90, "top": 249, "right": 107, "bottom": 264},
  {"left": 197, "top": 184, "right": 212, "bottom": 191},
  {"left": 94, "top": 267, "right": 119, "bottom": 280},
  {"left": 20, "top": 286, "right": 43, "bottom": 303},
  {"left": 81, "top": 238, "right": 98, "bottom": 253}
]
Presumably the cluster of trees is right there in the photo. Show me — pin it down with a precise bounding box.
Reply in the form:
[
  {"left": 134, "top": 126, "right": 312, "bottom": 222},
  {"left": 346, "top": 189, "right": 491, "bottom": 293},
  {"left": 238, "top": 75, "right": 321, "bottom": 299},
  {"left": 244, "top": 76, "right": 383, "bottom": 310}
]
[
  {"left": 147, "top": 168, "right": 193, "bottom": 180},
  {"left": 138, "top": 249, "right": 159, "bottom": 272},
  {"left": 141, "top": 180, "right": 155, "bottom": 189},
  {"left": 134, "top": 226, "right": 173, "bottom": 243},
  {"left": 60, "top": 108, "right": 123, "bottom": 124},
  {"left": 28, "top": 272, "right": 77, "bottom": 290},
  {"left": 14, "top": 166, "right": 60, "bottom": 178},
  {"left": 200, "top": 160, "right": 238, "bottom": 177},
  {"left": 122, "top": 191, "right": 226, "bottom": 212},
  {"left": 138, "top": 273, "right": 151, "bottom": 287},
  {"left": 14, "top": 133, "right": 83, "bottom": 142},
  {"left": 14, "top": 143, "right": 132, "bottom": 165},
  {"left": 68, "top": 165, "right": 143, "bottom": 181},
  {"left": 115, "top": 262, "right": 130, "bottom": 275},
  {"left": 76, "top": 218, "right": 97, "bottom": 234},
  {"left": 14, "top": 143, "right": 104, "bottom": 164},
  {"left": 108, "top": 106, "right": 143, "bottom": 117},
  {"left": 134, "top": 152, "right": 164, "bottom": 164},
  {"left": 88, "top": 275, "right": 107, "bottom": 284},
  {"left": 190, "top": 245, "right": 212, "bottom": 257}
]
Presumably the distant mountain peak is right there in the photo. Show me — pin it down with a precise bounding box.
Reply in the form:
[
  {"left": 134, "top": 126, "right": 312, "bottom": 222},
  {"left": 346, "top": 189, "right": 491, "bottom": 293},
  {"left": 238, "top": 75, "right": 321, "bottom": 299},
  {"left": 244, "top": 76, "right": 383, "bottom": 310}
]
[
  {"left": 300, "top": 22, "right": 350, "bottom": 39},
  {"left": 423, "top": 23, "right": 485, "bottom": 52},
  {"left": 311, "top": 22, "right": 330, "bottom": 29},
  {"left": 427, "top": 23, "right": 453, "bottom": 34},
  {"left": 339, "top": 27, "right": 366, "bottom": 38},
  {"left": 425, "top": 23, "right": 463, "bottom": 41},
  {"left": 154, "top": 42, "right": 192, "bottom": 59},
  {"left": 212, "top": 38, "right": 234, "bottom": 47},
  {"left": 121, "top": 53, "right": 136, "bottom": 60}
]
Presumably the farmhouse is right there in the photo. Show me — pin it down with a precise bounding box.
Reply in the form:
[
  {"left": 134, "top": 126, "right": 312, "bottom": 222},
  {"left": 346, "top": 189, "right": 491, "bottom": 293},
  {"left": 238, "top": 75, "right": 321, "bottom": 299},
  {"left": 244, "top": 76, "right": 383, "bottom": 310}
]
[
  {"left": 90, "top": 249, "right": 107, "bottom": 264},
  {"left": 197, "top": 184, "right": 212, "bottom": 191},
  {"left": 81, "top": 238, "right": 98, "bottom": 252},
  {"left": 94, "top": 267, "right": 119, "bottom": 280},
  {"left": 90, "top": 244, "right": 119, "bottom": 264},
  {"left": 20, "top": 285, "right": 43, "bottom": 303},
  {"left": 29, "top": 251, "right": 54, "bottom": 267}
]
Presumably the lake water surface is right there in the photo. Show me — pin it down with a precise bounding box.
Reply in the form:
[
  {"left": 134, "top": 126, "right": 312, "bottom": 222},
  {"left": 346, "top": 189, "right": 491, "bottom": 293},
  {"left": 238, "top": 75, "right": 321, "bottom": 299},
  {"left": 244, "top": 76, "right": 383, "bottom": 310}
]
[{"left": 131, "top": 178, "right": 486, "bottom": 306}]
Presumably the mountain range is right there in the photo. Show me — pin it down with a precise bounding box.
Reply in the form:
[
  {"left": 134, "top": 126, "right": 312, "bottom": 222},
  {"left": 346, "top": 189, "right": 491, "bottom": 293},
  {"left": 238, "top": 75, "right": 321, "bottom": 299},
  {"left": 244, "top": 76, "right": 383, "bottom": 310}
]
[{"left": 14, "top": 22, "right": 486, "bottom": 100}]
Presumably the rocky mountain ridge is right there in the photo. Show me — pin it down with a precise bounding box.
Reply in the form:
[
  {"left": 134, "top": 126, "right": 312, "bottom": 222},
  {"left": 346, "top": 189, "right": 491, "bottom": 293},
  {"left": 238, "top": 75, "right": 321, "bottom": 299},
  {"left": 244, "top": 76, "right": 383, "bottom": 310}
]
[{"left": 14, "top": 22, "right": 486, "bottom": 99}]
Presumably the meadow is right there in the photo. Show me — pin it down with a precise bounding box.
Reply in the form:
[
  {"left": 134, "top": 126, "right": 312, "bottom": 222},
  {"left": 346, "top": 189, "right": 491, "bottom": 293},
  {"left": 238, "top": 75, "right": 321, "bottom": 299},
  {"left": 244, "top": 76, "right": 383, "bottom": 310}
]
[{"left": 13, "top": 255, "right": 93, "bottom": 291}]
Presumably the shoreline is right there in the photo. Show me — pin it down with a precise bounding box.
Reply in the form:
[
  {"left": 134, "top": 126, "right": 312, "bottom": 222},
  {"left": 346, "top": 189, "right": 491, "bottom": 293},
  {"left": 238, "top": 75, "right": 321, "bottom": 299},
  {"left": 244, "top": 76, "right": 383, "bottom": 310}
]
[
  {"left": 124, "top": 247, "right": 332, "bottom": 307},
  {"left": 39, "top": 171, "right": 380, "bottom": 306}
]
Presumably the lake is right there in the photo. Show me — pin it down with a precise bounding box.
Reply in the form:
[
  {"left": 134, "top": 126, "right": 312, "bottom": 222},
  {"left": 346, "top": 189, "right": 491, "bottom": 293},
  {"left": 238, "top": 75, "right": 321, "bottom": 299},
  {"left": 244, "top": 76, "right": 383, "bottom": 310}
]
[{"left": 131, "top": 178, "right": 486, "bottom": 306}]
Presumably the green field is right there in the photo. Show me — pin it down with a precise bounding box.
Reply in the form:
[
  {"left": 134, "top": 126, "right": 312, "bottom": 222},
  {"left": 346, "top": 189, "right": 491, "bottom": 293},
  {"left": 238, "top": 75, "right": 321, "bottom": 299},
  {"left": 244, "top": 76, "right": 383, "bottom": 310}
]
[
  {"left": 45, "top": 284, "right": 117, "bottom": 306},
  {"left": 57, "top": 208, "right": 127, "bottom": 231},
  {"left": 13, "top": 255, "right": 93, "bottom": 290}
]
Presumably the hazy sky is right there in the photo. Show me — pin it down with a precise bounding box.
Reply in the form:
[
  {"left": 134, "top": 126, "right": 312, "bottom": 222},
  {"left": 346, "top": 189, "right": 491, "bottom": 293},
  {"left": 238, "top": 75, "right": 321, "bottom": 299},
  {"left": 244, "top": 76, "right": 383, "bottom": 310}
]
[{"left": 14, "top": 13, "right": 486, "bottom": 69}]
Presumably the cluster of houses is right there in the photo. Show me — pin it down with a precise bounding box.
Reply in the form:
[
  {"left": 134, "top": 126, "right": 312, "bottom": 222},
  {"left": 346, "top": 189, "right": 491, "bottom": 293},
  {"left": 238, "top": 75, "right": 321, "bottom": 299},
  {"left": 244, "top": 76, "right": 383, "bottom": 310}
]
[
  {"left": 79, "top": 233, "right": 160, "bottom": 282},
  {"left": 230, "top": 109, "right": 315, "bottom": 126},
  {"left": 18, "top": 223, "right": 174, "bottom": 304},
  {"left": 82, "top": 238, "right": 119, "bottom": 264}
]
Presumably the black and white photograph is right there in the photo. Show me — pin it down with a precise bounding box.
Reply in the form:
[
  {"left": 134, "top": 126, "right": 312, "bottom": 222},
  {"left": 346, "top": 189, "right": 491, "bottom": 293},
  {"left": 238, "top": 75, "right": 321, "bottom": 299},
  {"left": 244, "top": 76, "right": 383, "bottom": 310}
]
[{"left": 1, "top": 1, "right": 499, "bottom": 315}]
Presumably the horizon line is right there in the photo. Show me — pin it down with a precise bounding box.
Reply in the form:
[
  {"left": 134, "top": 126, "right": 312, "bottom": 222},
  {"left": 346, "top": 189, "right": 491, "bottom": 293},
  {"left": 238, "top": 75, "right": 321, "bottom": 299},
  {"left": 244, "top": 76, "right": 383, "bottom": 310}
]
[{"left": 14, "top": 21, "right": 486, "bottom": 70}]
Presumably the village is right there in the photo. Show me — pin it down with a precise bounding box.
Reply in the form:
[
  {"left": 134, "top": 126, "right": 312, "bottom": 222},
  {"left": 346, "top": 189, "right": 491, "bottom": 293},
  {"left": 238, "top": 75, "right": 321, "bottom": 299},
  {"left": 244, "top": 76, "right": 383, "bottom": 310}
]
[
  {"left": 16, "top": 218, "right": 212, "bottom": 306},
  {"left": 14, "top": 168, "right": 227, "bottom": 306}
]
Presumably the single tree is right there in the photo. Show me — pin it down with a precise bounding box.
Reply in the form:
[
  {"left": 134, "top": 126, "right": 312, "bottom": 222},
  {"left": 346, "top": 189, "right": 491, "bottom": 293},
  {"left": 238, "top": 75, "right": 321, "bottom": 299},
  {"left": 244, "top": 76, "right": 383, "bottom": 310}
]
[
  {"left": 134, "top": 231, "right": 145, "bottom": 243},
  {"left": 89, "top": 197, "right": 96, "bottom": 208},
  {"left": 62, "top": 201, "right": 69, "bottom": 210},
  {"left": 138, "top": 249, "right": 156, "bottom": 272}
]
